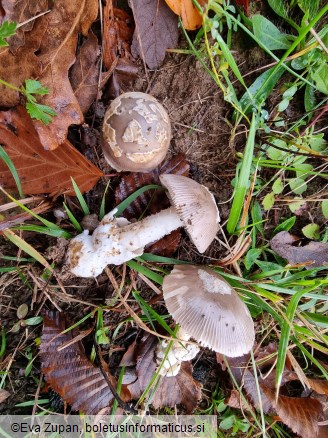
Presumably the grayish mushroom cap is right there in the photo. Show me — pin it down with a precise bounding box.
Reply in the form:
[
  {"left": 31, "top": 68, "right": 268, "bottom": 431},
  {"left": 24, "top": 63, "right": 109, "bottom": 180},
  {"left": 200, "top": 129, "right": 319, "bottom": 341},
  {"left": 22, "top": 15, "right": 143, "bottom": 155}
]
[
  {"left": 162, "top": 265, "right": 255, "bottom": 357},
  {"left": 102, "top": 92, "right": 171, "bottom": 172},
  {"left": 159, "top": 174, "right": 220, "bottom": 253}
]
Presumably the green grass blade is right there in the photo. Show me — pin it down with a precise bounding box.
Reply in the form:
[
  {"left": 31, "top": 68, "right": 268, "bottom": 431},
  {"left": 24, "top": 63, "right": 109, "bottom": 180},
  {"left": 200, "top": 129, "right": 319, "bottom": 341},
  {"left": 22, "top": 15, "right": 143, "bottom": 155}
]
[
  {"left": 3, "top": 230, "right": 53, "bottom": 271},
  {"left": 63, "top": 203, "right": 82, "bottom": 232},
  {"left": 126, "top": 260, "right": 163, "bottom": 285},
  {"left": 12, "top": 224, "right": 71, "bottom": 239},
  {"left": 227, "top": 114, "right": 258, "bottom": 233},
  {"left": 0, "top": 186, "right": 61, "bottom": 231},
  {"left": 0, "top": 145, "right": 23, "bottom": 198},
  {"left": 99, "top": 180, "right": 111, "bottom": 220},
  {"left": 133, "top": 291, "right": 174, "bottom": 335},
  {"left": 115, "top": 185, "right": 162, "bottom": 217},
  {"left": 139, "top": 253, "right": 190, "bottom": 264},
  {"left": 70, "top": 177, "right": 90, "bottom": 216},
  {"left": 276, "top": 288, "right": 313, "bottom": 396}
]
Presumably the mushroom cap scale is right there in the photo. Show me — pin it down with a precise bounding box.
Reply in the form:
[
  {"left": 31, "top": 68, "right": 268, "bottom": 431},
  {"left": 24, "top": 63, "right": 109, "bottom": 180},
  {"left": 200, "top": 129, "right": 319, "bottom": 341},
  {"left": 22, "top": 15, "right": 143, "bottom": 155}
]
[
  {"left": 162, "top": 265, "right": 255, "bottom": 357},
  {"left": 102, "top": 92, "right": 171, "bottom": 172},
  {"left": 159, "top": 174, "right": 220, "bottom": 253}
]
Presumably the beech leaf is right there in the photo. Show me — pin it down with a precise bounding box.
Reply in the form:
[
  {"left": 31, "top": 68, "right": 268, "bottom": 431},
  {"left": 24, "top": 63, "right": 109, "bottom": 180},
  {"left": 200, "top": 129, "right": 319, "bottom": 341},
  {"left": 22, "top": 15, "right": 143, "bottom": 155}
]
[
  {"left": 0, "top": 107, "right": 103, "bottom": 195},
  {"left": 261, "top": 384, "right": 323, "bottom": 438},
  {"left": 130, "top": 0, "right": 179, "bottom": 69},
  {"left": 40, "top": 311, "right": 130, "bottom": 414}
]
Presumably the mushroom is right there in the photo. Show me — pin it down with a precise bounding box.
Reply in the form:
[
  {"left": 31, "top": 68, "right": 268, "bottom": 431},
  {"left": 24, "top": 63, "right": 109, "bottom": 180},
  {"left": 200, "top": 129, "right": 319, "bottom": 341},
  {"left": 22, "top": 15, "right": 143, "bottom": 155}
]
[
  {"left": 67, "top": 174, "right": 220, "bottom": 277},
  {"left": 101, "top": 92, "right": 171, "bottom": 172},
  {"left": 155, "top": 328, "right": 200, "bottom": 377},
  {"left": 162, "top": 265, "right": 255, "bottom": 357}
]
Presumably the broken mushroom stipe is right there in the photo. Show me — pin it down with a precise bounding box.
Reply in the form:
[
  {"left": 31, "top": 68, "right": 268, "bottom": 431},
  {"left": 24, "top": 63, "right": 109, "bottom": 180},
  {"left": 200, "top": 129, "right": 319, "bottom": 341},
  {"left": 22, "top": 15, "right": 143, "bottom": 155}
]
[
  {"left": 101, "top": 92, "right": 171, "bottom": 172},
  {"left": 67, "top": 175, "right": 220, "bottom": 277}
]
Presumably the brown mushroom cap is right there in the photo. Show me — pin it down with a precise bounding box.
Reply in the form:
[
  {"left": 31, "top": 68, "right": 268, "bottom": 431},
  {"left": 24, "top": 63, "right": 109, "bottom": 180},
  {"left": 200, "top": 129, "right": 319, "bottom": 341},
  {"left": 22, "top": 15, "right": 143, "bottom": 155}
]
[
  {"left": 162, "top": 265, "right": 255, "bottom": 357},
  {"left": 102, "top": 92, "right": 171, "bottom": 172},
  {"left": 159, "top": 174, "right": 220, "bottom": 253}
]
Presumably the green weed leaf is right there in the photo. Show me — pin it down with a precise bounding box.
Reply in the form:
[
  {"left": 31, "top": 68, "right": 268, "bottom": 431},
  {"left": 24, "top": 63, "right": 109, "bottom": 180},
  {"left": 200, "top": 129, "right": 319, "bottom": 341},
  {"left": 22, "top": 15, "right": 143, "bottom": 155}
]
[
  {"left": 298, "top": 0, "right": 320, "bottom": 19},
  {"left": 239, "top": 66, "right": 285, "bottom": 113},
  {"left": 288, "top": 198, "right": 305, "bottom": 213},
  {"left": 25, "top": 79, "right": 49, "bottom": 95},
  {"left": 289, "top": 177, "right": 307, "bottom": 195},
  {"left": 0, "top": 21, "right": 17, "bottom": 46},
  {"left": 273, "top": 216, "right": 296, "bottom": 234},
  {"left": 263, "top": 192, "right": 275, "bottom": 210},
  {"left": 245, "top": 248, "right": 262, "bottom": 270},
  {"left": 322, "top": 200, "right": 328, "bottom": 219},
  {"left": 26, "top": 102, "right": 56, "bottom": 125},
  {"left": 272, "top": 177, "right": 284, "bottom": 194},
  {"left": 252, "top": 15, "right": 294, "bottom": 50},
  {"left": 311, "top": 63, "right": 328, "bottom": 94},
  {"left": 302, "top": 223, "right": 320, "bottom": 239}
]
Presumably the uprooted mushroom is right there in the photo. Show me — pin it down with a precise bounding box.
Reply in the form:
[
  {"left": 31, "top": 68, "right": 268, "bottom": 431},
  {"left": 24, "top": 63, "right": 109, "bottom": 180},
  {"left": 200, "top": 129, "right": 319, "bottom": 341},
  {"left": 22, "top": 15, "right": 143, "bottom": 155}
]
[{"left": 67, "top": 174, "right": 220, "bottom": 277}]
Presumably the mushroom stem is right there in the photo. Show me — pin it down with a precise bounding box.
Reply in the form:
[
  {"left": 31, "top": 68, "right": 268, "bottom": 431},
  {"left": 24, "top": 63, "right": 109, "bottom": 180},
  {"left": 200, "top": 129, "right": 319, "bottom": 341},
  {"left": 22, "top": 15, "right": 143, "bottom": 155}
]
[
  {"left": 67, "top": 207, "right": 183, "bottom": 277},
  {"left": 112, "top": 207, "right": 182, "bottom": 253}
]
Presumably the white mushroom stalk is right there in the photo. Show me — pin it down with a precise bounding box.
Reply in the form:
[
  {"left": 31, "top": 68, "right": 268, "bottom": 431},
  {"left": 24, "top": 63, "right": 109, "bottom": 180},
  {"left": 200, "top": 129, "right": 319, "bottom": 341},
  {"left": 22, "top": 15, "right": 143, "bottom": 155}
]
[
  {"left": 67, "top": 207, "right": 182, "bottom": 277},
  {"left": 155, "top": 328, "right": 200, "bottom": 377},
  {"left": 67, "top": 174, "right": 220, "bottom": 278}
]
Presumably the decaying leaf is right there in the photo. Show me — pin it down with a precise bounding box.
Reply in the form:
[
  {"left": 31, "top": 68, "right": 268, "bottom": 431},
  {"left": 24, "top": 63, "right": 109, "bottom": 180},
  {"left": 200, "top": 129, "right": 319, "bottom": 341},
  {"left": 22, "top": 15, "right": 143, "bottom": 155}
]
[
  {"left": 130, "top": 0, "right": 179, "bottom": 69},
  {"left": 40, "top": 311, "right": 130, "bottom": 414},
  {"left": 121, "top": 334, "right": 202, "bottom": 413},
  {"left": 164, "top": 0, "right": 207, "bottom": 30},
  {"left": 0, "top": 0, "right": 48, "bottom": 50},
  {"left": 0, "top": 0, "right": 98, "bottom": 150},
  {"left": 0, "top": 107, "right": 103, "bottom": 195},
  {"left": 31, "top": 0, "right": 98, "bottom": 150},
  {"left": 103, "top": 1, "right": 134, "bottom": 70},
  {"left": 102, "top": 1, "right": 137, "bottom": 97},
  {"left": 261, "top": 384, "right": 323, "bottom": 438},
  {"left": 71, "top": 32, "right": 101, "bottom": 114},
  {"left": 115, "top": 154, "right": 189, "bottom": 256},
  {"left": 270, "top": 231, "right": 328, "bottom": 268},
  {"left": 0, "top": 389, "right": 10, "bottom": 405}
]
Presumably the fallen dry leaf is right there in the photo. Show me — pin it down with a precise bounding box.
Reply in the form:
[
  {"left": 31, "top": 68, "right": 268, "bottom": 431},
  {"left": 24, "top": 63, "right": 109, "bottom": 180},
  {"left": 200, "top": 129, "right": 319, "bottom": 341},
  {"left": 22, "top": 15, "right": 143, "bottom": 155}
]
[
  {"left": 0, "top": 0, "right": 98, "bottom": 150},
  {"left": 31, "top": 0, "right": 98, "bottom": 150},
  {"left": 121, "top": 334, "right": 202, "bottom": 413},
  {"left": 71, "top": 32, "right": 112, "bottom": 114},
  {"left": 40, "top": 311, "right": 130, "bottom": 414},
  {"left": 261, "top": 384, "right": 323, "bottom": 438},
  {"left": 225, "top": 389, "right": 251, "bottom": 411},
  {"left": 270, "top": 231, "right": 328, "bottom": 268},
  {"left": 103, "top": 1, "right": 134, "bottom": 70},
  {"left": 0, "top": 389, "right": 10, "bottom": 405},
  {"left": 130, "top": 0, "right": 179, "bottom": 69},
  {"left": 115, "top": 154, "right": 189, "bottom": 256},
  {"left": 1, "top": 0, "right": 48, "bottom": 50},
  {"left": 0, "top": 107, "right": 103, "bottom": 195},
  {"left": 164, "top": 0, "right": 207, "bottom": 30}
]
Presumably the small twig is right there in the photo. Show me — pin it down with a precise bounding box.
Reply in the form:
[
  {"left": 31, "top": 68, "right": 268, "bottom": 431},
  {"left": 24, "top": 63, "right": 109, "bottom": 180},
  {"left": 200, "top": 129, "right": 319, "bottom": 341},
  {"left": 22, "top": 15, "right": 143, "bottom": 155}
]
[{"left": 16, "top": 10, "right": 51, "bottom": 29}]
